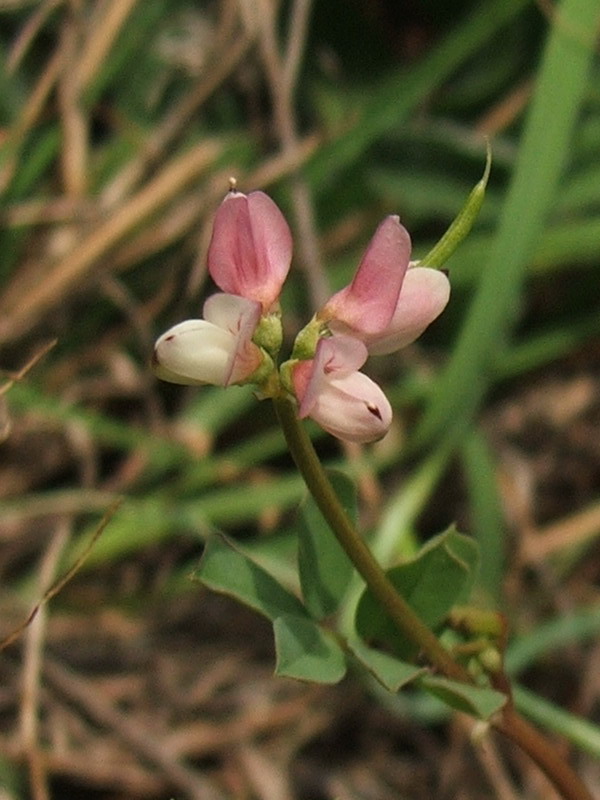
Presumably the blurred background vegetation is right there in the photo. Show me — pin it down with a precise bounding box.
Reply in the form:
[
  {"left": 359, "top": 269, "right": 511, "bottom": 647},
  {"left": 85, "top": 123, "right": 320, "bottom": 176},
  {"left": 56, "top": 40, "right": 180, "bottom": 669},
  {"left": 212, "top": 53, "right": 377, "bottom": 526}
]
[{"left": 1, "top": 1, "right": 600, "bottom": 798}]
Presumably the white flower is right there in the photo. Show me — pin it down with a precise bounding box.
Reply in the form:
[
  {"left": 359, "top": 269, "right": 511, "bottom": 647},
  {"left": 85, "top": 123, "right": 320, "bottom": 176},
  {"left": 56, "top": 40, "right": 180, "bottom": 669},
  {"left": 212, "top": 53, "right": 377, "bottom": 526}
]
[{"left": 153, "top": 294, "right": 263, "bottom": 386}]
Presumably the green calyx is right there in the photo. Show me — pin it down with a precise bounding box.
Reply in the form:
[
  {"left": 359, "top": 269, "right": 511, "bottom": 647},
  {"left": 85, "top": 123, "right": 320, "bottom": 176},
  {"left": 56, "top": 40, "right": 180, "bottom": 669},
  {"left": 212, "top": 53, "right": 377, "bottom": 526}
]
[
  {"left": 241, "top": 349, "right": 276, "bottom": 389},
  {"left": 253, "top": 312, "right": 283, "bottom": 357},
  {"left": 279, "top": 359, "right": 297, "bottom": 397},
  {"left": 291, "top": 316, "right": 325, "bottom": 361}
]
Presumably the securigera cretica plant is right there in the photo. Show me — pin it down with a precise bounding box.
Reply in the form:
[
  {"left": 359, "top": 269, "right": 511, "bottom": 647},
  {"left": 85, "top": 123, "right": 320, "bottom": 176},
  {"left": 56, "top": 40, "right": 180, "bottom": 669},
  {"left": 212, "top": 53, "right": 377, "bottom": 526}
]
[{"left": 152, "top": 167, "right": 595, "bottom": 800}]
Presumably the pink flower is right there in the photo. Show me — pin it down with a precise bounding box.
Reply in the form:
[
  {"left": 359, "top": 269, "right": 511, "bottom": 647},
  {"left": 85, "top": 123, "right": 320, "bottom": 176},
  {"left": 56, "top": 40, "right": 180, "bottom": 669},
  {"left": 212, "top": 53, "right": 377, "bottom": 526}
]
[
  {"left": 292, "top": 336, "right": 392, "bottom": 443},
  {"left": 319, "top": 216, "right": 412, "bottom": 335},
  {"left": 207, "top": 190, "right": 293, "bottom": 311},
  {"left": 318, "top": 217, "right": 450, "bottom": 355},
  {"left": 153, "top": 294, "right": 263, "bottom": 387}
]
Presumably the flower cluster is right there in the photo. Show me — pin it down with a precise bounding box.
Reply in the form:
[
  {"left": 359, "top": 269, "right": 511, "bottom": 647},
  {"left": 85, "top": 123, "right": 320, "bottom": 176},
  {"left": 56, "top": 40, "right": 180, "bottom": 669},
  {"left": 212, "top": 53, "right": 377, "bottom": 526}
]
[{"left": 153, "top": 189, "right": 450, "bottom": 443}]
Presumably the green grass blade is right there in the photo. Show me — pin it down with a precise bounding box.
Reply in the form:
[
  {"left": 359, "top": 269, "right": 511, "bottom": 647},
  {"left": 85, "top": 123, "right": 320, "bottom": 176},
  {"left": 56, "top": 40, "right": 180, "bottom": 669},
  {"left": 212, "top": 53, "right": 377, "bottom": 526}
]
[
  {"left": 461, "top": 430, "right": 505, "bottom": 603},
  {"left": 515, "top": 685, "right": 600, "bottom": 759},
  {"left": 305, "top": 0, "right": 529, "bottom": 188},
  {"left": 415, "top": 0, "right": 600, "bottom": 447}
]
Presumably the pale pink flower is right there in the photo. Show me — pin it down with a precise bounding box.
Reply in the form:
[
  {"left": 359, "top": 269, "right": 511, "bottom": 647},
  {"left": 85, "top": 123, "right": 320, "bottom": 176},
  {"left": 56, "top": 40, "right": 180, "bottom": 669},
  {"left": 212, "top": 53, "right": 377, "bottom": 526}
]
[
  {"left": 319, "top": 216, "right": 450, "bottom": 355},
  {"left": 207, "top": 190, "right": 292, "bottom": 311},
  {"left": 292, "top": 336, "right": 392, "bottom": 443}
]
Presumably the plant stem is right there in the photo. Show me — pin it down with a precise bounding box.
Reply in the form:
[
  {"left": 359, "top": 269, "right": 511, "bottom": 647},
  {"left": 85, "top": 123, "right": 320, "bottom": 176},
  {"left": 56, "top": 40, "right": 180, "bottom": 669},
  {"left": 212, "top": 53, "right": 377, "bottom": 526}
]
[
  {"left": 496, "top": 708, "right": 595, "bottom": 800},
  {"left": 273, "top": 394, "right": 595, "bottom": 800},
  {"left": 274, "top": 395, "right": 469, "bottom": 681}
]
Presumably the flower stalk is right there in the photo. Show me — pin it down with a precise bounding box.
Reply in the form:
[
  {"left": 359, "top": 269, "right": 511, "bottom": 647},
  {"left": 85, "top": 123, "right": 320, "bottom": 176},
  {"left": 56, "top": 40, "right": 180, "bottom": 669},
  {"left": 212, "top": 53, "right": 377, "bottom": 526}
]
[{"left": 274, "top": 393, "right": 470, "bottom": 682}]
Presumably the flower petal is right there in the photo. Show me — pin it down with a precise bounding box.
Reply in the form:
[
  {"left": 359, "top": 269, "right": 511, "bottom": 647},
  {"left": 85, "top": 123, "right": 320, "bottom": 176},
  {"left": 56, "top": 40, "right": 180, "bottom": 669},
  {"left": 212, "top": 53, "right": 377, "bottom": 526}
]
[
  {"left": 207, "top": 191, "right": 292, "bottom": 310},
  {"left": 321, "top": 216, "right": 411, "bottom": 335},
  {"left": 153, "top": 319, "right": 237, "bottom": 386},
  {"left": 203, "top": 293, "right": 263, "bottom": 384},
  {"left": 304, "top": 370, "right": 392, "bottom": 443},
  {"left": 294, "top": 336, "right": 369, "bottom": 418},
  {"left": 365, "top": 267, "right": 450, "bottom": 355}
]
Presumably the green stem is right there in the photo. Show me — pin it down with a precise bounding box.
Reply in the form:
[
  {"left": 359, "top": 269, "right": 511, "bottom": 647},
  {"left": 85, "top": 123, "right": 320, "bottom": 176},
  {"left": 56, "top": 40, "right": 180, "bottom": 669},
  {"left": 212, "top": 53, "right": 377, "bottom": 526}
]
[
  {"left": 274, "top": 395, "right": 469, "bottom": 682},
  {"left": 273, "top": 394, "right": 595, "bottom": 800}
]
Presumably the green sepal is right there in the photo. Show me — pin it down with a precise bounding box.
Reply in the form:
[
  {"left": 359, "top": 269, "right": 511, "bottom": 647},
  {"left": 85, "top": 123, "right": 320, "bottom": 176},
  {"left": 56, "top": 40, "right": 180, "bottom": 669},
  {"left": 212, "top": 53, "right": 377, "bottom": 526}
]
[
  {"left": 253, "top": 311, "right": 283, "bottom": 357},
  {"left": 448, "top": 605, "right": 506, "bottom": 640},
  {"left": 279, "top": 359, "right": 297, "bottom": 396},
  {"left": 290, "top": 315, "right": 323, "bottom": 360},
  {"left": 273, "top": 614, "right": 347, "bottom": 683},
  {"left": 241, "top": 348, "right": 275, "bottom": 388},
  {"left": 419, "top": 142, "right": 492, "bottom": 269}
]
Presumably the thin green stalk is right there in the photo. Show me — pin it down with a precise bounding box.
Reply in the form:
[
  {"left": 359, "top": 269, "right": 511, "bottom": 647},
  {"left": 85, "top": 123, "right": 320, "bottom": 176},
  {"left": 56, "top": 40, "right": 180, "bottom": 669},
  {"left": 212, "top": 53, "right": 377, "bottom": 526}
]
[
  {"left": 273, "top": 395, "right": 595, "bottom": 800},
  {"left": 274, "top": 394, "right": 471, "bottom": 683}
]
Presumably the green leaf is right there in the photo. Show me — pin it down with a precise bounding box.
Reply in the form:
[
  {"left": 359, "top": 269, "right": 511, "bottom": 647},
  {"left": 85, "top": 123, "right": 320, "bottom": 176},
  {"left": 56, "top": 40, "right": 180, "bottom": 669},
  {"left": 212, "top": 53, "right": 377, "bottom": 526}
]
[
  {"left": 355, "top": 526, "right": 479, "bottom": 658},
  {"left": 514, "top": 684, "right": 600, "bottom": 759},
  {"left": 348, "top": 638, "right": 425, "bottom": 692},
  {"left": 305, "top": 0, "right": 528, "bottom": 188},
  {"left": 420, "top": 676, "right": 507, "bottom": 720},
  {"left": 298, "top": 470, "right": 356, "bottom": 619},
  {"left": 273, "top": 615, "right": 347, "bottom": 684},
  {"left": 507, "top": 604, "right": 600, "bottom": 675},
  {"left": 462, "top": 430, "right": 505, "bottom": 602},
  {"left": 195, "top": 535, "right": 308, "bottom": 622}
]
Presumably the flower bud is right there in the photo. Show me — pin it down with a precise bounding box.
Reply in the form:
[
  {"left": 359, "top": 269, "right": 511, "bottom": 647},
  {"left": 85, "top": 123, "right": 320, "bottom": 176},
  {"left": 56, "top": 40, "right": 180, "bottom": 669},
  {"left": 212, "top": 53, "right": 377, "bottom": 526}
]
[{"left": 207, "top": 190, "right": 292, "bottom": 311}]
